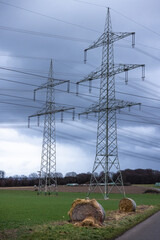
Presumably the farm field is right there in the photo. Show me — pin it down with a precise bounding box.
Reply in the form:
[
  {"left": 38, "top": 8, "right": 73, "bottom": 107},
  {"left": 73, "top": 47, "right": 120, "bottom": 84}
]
[
  {"left": 0, "top": 188, "right": 160, "bottom": 239},
  {"left": 0, "top": 184, "right": 151, "bottom": 193},
  {"left": 133, "top": 184, "right": 160, "bottom": 189}
]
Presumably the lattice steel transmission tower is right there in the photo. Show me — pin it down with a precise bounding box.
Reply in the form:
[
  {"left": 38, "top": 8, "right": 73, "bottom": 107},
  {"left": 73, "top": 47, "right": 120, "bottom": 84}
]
[
  {"left": 28, "top": 60, "right": 74, "bottom": 195},
  {"left": 77, "top": 8, "right": 145, "bottom": 199}
]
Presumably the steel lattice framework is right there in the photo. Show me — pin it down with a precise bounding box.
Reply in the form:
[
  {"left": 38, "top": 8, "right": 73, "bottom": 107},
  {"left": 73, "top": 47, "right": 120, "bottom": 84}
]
[
  {"left": 28, "top": 60, "right": 74, "bottom": 195},
  {"left": 77, "top": 8, "right": 145, "bottom": 199}
]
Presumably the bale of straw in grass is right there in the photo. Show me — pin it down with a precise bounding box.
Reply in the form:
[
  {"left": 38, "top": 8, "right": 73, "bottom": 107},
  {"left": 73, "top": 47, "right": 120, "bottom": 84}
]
[
  {"left": 119, "top": 198, "right": 136, "bottom": 212},
  {"left": 144, "top": 188, "right": 160, "bottom": 194},
  {"left": 74, "top": 216, "right": 101, "bottom": 228},
  {"left": 68, "top": 199, "right": 105, "bottom": 227}
]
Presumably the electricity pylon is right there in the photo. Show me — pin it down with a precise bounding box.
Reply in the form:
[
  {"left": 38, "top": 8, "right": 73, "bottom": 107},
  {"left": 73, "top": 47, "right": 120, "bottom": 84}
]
[
  {"left": 28, "top": 60, "right": 74, "bottom": 195},
  {"left": 77, "top": 8, "right": 145, "bottom": 199}
]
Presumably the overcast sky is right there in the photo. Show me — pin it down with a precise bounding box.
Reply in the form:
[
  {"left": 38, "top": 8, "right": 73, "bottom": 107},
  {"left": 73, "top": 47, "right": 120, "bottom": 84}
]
[{"left": 0, "top": 0, "right": 160, "bottom": 177}]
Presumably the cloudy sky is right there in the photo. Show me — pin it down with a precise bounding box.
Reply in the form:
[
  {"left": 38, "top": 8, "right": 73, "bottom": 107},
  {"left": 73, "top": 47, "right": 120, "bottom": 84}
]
[{"left": 0, "top": 0, "right": 160, "bottom": 177}]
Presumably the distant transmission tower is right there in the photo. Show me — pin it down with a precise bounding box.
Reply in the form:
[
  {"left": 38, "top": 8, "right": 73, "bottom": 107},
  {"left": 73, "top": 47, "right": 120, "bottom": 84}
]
[
  {"left": 28, "top": 60, "right": 74, "bottom": 195},
  {"left": 77, "top": 8, "right": 145, "bottom": 199}
]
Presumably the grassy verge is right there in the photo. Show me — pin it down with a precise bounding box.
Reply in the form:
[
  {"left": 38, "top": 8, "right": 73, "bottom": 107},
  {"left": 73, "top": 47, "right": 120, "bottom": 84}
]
[
  {"left": 1, "top": 190, "right": 160, "bottom": 230},
  {"left": 2, "top": 204, "right": 160, "bottom": 240},
  {"left": 0, "top": 190, "right": 160, "bottom": 239}
]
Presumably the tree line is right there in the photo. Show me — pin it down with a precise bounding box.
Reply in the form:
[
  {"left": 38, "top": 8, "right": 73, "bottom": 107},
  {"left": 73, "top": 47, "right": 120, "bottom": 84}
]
[{"left": 0, "top": 169, "right": 160, "bottom": 187}]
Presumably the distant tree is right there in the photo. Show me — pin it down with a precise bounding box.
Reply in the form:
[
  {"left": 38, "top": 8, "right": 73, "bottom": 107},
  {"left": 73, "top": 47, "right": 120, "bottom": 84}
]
[
  {"left": 65, "top": 172, "right": 77, "bottom": 177},
  {"left": 6, "top": 177, "right": 15, "bottom": 187},
  {"left": 77, "top": 173, "right": 91, "bottom": 184},
  {"left": 20, "top": 175, "right": 27, "bottom": 179},
  {"left": 28, "top": 173, "right": 38, "bottom": 179},
  {"left": 93, "top": 172, "right": 98, "bottom": 178},
  {"left": 12, "top": 175, "right": 20, "bottom": 180},
  {"left": 0, "top": 170, "right": 5, "bottom": 178},
  {"left": 98, "top": 171, "right": 112, "bottom": 183},
  {"left": 120, "top": 168, "right": 160, "bottom": 184},
  {"left": 53, "top": 172, "right": 63, "bottom": 178},
  {"left": 2, "top": 169, "right": 160, "bottom": 187}
]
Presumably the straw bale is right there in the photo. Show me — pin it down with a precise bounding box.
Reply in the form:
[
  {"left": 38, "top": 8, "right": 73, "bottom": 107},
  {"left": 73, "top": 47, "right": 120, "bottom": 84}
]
[
  {"left": 74, "top": 216, "right": 101, "bottom": 228},
  {"left": 144, "top": 188, "right": 160, "bottom": 194},
  {"left": 119, "top": 198, "right": 136, "bottom": 212},
  {"left": 68, "top": 198, "right": 105, "bottom": 226}
]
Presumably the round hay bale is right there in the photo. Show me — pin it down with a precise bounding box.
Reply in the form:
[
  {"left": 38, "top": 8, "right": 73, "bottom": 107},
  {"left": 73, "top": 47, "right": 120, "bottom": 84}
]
[
  {"left": 119, "top": 198, "right": 136, "bottom": 212},
  {"left": 68, "top": 199, "right": 105, "bottom": 225},
  {"left": 144, "top": 188, "right": 160, "bottom": 194}
]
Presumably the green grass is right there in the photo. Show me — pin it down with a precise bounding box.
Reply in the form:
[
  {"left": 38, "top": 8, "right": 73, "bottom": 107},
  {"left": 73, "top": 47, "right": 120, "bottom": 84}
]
[
  {"left": 133, "top": 184, "right": 160, "bottom": 189},
  {"left": 3, "top": 205, "right": 160, "bottom": 240},
  {"left": 0, "top": 190, "right": 160, "bottom": 239},
  {"left": 0, "top": 191, "right": 86, "bottom": 230},
  {"left": 19, "top": 205, "right": 160, "bottom": 240}
]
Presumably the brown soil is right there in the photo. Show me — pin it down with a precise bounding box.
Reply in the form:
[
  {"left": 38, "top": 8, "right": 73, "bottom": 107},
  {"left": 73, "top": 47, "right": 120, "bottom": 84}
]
[{"left": 0, "top": 185, "right": 147, "bottom": 194}]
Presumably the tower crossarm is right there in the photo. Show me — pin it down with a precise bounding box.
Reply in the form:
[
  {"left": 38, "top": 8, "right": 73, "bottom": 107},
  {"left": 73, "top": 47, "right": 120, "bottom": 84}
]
[
  {"left": 28, "top": 107, "right": 74, "bottom": 127},
  {"left": 34, "top": 79, "right": 70, "bottom": 100},
  {"left": 77, "top": 67, "right": 101, "bottom": 84},
  {"left": 113, "top": 64, "right": 145, "bottom": 83},
  {"left": 111, "top": 99, "right": 141, "bottom": 111},
  {"left": 78, "top": 102, "right": 99, "bottom": 116},
  {"left": 76, "top": 67, "right": 101, "bottom": 95},
  {"left": 111, "top": 32, "right": 135, "bottom": 45},
  {"left": 76, "top": 63, "right": 145, "bottom": 94},
  {"left": 84, "top": 33, "right": 105, "bottom": 62},
  {"left": 79, "top": 100, "right": 140, "bottom": 116},
  {"left": 84, "top": 32, "right": 135, "bottom": 63}
]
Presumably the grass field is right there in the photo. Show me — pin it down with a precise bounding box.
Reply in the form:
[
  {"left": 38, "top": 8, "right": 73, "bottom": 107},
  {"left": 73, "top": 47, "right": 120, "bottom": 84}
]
[
  {"left": 0, "top": 190, "right": 160, "bottom": 239},
  {"left": 133, "top": 184, "right": 160, "bottom": 189}
]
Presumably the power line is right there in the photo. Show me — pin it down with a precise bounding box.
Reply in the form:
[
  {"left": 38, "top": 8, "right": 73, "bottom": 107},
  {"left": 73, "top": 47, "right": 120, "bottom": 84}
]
[
  {"left": 1, "top": 67, "right": 160, "bottom": 111},
  {"left": 72, "top": 0, "right": 160, "bottom": 38},
  {"left": 134, "top": 47, "right": 160, "bottom": 62},
  {"left": 1, "top": 1, "right": 160, "bottom": 65},
  {"left": 0, "top": 1, "right": 100, "bottom": 33},
  {"left": 73, "top": 0, "right": 106, "bottom": 8},
  {"left": 0, "top": 92, "right": 91, "bottom": 110},
  {"left": 1, "top": 95, "right": 160, "bottom": 126},
  {"left": 0, "top": 66, "right": 71, "bottom": 82},
  {"left": 111, "top": 8, "right": 160, "bottom": 38},
  {"left": 29, "top": 122, "right": 160, "bottom": 165},
  {"left": 116, "top": 42, "right": 160, "bottom": 52},
  {"left": 119, "top": 110, "right": 160, "bottom": 124},
  {"left": 1, "top": 66, "right": 160, "bottom": 102},
  {"left": 1, "top": 75, "right": 160, "bottom": 110},
  {"left": 59, "top": 120, "right": 160, "bottom": 148},
  {"left": 0, "top": 77, "right": 38, "bottom": 87},
  {"left": 119, "top": 134, "right": 160, "bottom": 149},
  {"left": 127, "top": 84, "right": 160, "bottom": 102},
  {"left": 119, "top": 150, "right": 160, "bottom": 164},
  {"left": 0, "top": 53, "right": 85, "bottom": 64},
  {"left": 0, "top": 92, "right": 44, "bottom": 104},
  {"left": 119, "top": 128, "right": 160, "bottom": 144},
  {"left": 0, "top": 25, "right": 92, "bottom": 43},
  {"left": 1, "top": 92, "right": 160, "bottom": 124},
  {"left": 1, "top": 88, "right": 160, "bottom": 116},
  {"left": 0, "top": 76, "right": 98, "bottom": 103},
  {"left": 117, "top": 118, "right": 160, "bottom": 126},
  {"left": 0, "top": 100, "right": 41, "bottom": 109},
  {"left": 117, "top": 89, "right": 160, "bottom": 102},
  {"left": 82, "top": 113, "right": 160, "bottom": 126},
  {"left": 115, "top": 43, "right": 160, "bottom": 62},
  {"left": 33, "top": 123, "right": 160, "bottom": 165}
]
